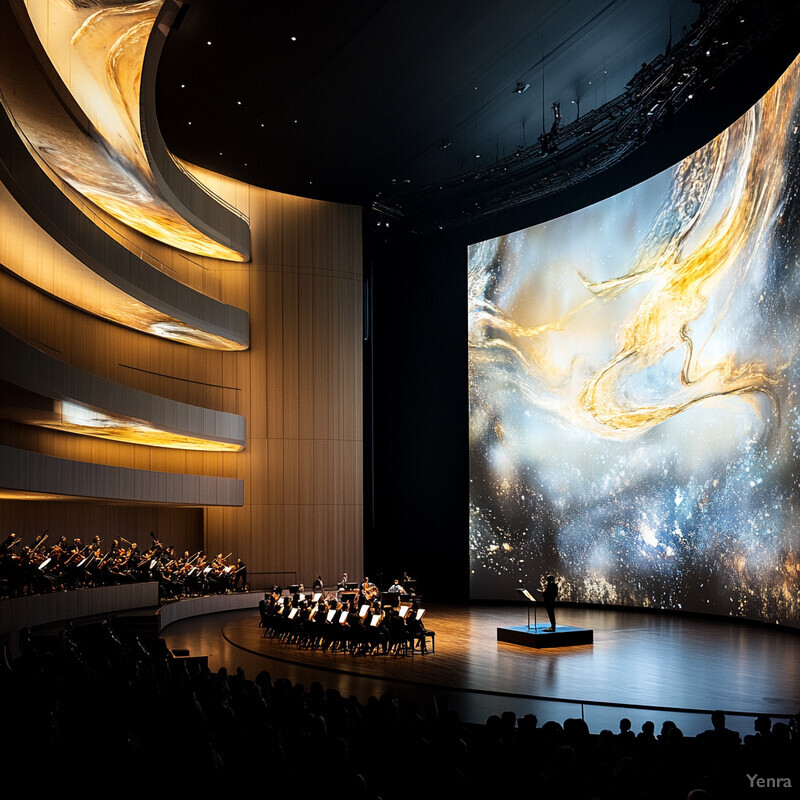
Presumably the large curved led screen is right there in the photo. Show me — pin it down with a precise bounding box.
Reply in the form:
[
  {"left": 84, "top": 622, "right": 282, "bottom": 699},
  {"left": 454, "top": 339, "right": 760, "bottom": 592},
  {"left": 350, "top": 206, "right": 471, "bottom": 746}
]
[{"left": 469, "top": 55, "right": 800, "bottom": 627}]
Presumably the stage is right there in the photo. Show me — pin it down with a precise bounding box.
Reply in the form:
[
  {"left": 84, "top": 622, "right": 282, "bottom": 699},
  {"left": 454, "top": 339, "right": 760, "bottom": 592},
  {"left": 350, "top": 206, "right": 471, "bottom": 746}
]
[{"left": 161, "top": 602, "right": 800, "bottom": 735}]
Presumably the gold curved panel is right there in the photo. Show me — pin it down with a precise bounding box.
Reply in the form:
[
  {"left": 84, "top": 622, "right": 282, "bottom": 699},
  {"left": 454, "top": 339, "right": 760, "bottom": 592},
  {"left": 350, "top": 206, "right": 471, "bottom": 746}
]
[
  {"left": 16, "top": 0, "right": 247, "bottom": 261},
  {"left": 0, "top": 176, "right": 246, "bottom": 349},
  {"left": 36, "top": 401, "right": 244, "bottom": 451}
]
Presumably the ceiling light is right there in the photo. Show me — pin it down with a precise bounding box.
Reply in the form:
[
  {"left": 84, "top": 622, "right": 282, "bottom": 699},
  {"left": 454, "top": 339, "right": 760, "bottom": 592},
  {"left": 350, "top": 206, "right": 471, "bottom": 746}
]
[{"left": 513, "top": 81, "right": 530, "bottom": 94}]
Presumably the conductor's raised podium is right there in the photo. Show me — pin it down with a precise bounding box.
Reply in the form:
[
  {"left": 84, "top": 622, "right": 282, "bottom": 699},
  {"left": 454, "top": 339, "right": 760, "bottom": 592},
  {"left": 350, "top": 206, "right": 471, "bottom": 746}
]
[{"left": 496, "top": 587, "right": 593, "bottom": 649}]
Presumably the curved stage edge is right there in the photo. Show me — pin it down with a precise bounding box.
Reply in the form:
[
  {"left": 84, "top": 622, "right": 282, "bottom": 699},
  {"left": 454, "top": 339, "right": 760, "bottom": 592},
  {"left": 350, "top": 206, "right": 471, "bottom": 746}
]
[{"left": 160, "top": 601, "right": 800, "bottom": 735}]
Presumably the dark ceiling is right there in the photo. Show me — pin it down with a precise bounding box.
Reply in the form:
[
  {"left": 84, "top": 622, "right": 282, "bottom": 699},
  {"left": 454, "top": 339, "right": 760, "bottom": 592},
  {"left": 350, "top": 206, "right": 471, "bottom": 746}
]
[{"left": 156, "top": 0, "right": 707, "bottom": 205}]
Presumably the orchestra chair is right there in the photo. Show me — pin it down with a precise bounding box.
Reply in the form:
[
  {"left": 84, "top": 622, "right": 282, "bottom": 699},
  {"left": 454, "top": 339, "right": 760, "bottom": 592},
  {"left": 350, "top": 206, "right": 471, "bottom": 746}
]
[{"left": 388, "top": 627, "right": 409, "bottom": 657}]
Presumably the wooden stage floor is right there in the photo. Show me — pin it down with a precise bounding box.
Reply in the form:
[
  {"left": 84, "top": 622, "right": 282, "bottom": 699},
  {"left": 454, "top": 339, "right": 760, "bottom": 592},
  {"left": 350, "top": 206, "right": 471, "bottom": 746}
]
[{"left": 161, "top": 602, "right": 800, "bottom": 735}]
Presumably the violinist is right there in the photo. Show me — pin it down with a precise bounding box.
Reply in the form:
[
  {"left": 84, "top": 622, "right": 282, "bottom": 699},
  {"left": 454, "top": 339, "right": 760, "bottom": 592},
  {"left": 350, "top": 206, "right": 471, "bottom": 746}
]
[
  {"left": 48, "top": 536, "right": 69, "bottom": 586},
  {"left": 0, "top": 532, "right": 18, "bottom": 556},
  {"left": 232, "top": 558, "right": 247, "bottom": 592},
  {"left": 64, "top": 538, "right": 88, "bottom": 589},
  {"left": 20, "top": 545, "right": 54, "bottom": 594},
  {"left": 0, "top": 534, "right": 22, "bottom": 596}
]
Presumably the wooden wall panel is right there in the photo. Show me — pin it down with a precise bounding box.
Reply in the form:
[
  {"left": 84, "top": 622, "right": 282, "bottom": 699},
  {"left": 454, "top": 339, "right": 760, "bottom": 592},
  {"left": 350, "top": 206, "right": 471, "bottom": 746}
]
[
  {"left": 1, "top": 150, "right": 362, "bottom": 590},
  {"left": 199, "top": 181, "right": 363, "bottom": 588}
]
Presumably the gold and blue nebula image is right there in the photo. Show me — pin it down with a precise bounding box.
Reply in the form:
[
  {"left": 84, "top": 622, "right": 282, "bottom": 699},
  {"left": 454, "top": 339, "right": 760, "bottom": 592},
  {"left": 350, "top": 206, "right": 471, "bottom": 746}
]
[{"left": 468, "top": 54, "right": 800, "bottom": 627}]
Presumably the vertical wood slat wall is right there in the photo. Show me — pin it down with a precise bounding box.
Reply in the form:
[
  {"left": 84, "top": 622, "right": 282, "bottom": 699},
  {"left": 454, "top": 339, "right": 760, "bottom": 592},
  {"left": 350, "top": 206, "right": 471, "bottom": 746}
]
[
  {"left": 0, "top": 160, "right": 363, "bottom": 585},
  {"left": 205, "top": 186, "right": 364, "bottom": 587}
]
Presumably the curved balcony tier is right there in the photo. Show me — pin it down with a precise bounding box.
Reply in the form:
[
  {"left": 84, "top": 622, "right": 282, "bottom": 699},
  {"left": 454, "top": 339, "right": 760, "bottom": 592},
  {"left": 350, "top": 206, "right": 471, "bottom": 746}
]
[
  {"left": 0, "top": 327, "right": 245, "bottom": 451},
  {"left": 0, "top": 445, "right": 244, "bottom": 506},
  {"left": 10, "top": 0, "right": 249, "bottom": 261},
  {"left": 140, "top": 0, "right": 251, "bottom": 261},
  {"left": 0, "top": 104, "right": 249, "bottom": 349}
]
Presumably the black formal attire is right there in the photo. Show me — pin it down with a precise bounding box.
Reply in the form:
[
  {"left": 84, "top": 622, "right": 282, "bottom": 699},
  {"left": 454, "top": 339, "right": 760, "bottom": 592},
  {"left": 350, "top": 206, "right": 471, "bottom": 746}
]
[{"left": 542, "top": 579, "right": 558, "bottom": 630}]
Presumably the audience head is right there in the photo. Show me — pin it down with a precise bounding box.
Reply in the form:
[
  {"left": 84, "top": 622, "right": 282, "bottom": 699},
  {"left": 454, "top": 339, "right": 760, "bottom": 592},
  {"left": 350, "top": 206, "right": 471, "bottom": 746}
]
[
  {"left": 711, "top": 709, "right": 726, "bottom": 730},
  {"left": 754, "top": 714, "right": 772, "bottom": 736}
]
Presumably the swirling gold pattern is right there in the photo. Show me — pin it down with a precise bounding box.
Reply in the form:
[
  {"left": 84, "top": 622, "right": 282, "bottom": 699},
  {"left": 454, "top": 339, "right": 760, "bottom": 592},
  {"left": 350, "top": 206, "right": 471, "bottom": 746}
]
[
  {"left": 469, "top": 54, "right": 800, "bottom": 626},
  {"left": 18, "top": 0, "right": 246, "bottom": 260}
]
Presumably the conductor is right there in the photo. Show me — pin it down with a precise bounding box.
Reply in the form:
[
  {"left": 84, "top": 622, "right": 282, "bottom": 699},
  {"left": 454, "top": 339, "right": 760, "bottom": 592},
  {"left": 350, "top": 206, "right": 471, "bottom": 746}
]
[{"left": 542, "top": 575, "right": 558, "bottom": 632}]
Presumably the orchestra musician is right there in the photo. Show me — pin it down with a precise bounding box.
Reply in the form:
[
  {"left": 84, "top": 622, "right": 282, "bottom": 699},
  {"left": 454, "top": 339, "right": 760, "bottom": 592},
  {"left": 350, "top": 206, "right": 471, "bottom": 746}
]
[
  {"left": 232, "top": 558, "right": 247, "bottom": 592},
  {"left": 0, "top": 530, "right": 249, "bottom": 600},
  {"left": 0, "top": 532, "right": 18, "bottom": 556},
  {"left": 361, "top": 576, "right": 379, "bottom": 602}
]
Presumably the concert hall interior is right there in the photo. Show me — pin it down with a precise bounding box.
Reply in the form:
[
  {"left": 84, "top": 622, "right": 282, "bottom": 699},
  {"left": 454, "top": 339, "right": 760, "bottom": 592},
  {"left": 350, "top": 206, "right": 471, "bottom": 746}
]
[{"left": 2, "top": 0, "right": 800, "bottom": 791}]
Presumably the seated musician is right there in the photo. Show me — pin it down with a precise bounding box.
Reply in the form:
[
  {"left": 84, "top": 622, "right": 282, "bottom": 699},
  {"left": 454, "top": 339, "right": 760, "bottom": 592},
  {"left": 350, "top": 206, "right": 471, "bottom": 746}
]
[
  {"left": 387, "top": 578, "right": 404, "bottom": 594},
  {"left": 232, "top": 558, "right": 247, "bottom": 591},
  {"left": 387, "top": 607, "right": 408, "bottom": 651},
  {"left": 361, "top": 576, "right": 379, "bottom": 601},
  {"left": 406, "top": 602, "right": 432, "bottom": 653},
  {"left": 0, "top": 532, "right": 17, "bottom": 556}
]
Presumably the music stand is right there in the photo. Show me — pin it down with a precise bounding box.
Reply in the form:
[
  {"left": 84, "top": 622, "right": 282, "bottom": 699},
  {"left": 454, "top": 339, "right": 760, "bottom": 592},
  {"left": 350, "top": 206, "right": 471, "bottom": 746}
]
[{"left": 516, "top": 587, "right": 544, "bottom": 630}]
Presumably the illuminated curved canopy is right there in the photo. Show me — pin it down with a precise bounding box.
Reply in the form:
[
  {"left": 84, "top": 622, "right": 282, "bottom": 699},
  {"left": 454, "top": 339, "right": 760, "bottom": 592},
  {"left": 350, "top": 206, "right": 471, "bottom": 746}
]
[
  {"left": 13, "top": 0, "right": 249, "bottom": 261},
  {"left": 0, "top": 327, "right": 245, "bottom": 451},
  {"left": 0, "top": 1, "right": 249, "bottom": 349}
]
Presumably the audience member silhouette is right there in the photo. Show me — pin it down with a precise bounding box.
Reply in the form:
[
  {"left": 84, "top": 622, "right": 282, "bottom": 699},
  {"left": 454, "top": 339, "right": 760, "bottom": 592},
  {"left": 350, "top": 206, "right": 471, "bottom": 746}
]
[{"left": 2, "top": 619, "right": 797, "bottom": 799}]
